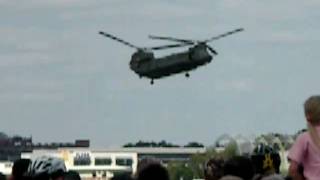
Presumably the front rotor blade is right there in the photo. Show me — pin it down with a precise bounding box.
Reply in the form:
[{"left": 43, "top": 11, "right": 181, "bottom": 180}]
[
  {"left": 99, "top": 31, "right": 139, "bottom": 49},
  {"left": 206, "top": 45, "right": 218, "bottom": 55},
  {"left": 149, "top": 35, "right": 194, "bottom": 43},
  {"left": 149, "top": 43, "right": 193, "bottom": 50},
  {"left": 205, "top": 28, "right": 244, "bottom": 43}
]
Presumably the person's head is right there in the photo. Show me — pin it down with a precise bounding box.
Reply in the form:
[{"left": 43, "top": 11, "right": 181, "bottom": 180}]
[
  {"left": 28, "top": 156, "right": 66, "bottom": 180},
  {"left": 63, "top": 171, "right": 81, "bottom": 180},
  {"left": 304, "top": 95, "right": 320, "bottom": 125},
  {"left": 304, "top": 95, "right": 320, "bottom": 155},
  {"left": 260, "top": 174, "right": 285, "bottom": 180},
  {"left": 136, "top": 163, "right": 169, "bottom": 180},
  {"left": 251, "top": 144, "right": 281, "bottom": 175},
  {"left": 135, "top": 157, "right": 160, "bottom": 178},
  {"left": 204, "top": 157, "right": 224, "bottom": 180},
  {"left": 111, "top": 173, "right": 132, "bottom": 180},
  {"left": 0, "top": 172, "right": 6, "bottom": 180},
  {"left": 11, "top": 159, "right": 31, "bottom": 180},
  {"left": 223, "top": 156, "right": 254, "bottom": 180},
  {"left": 219, "top": 175, "right": 243, "bottom": 180}
]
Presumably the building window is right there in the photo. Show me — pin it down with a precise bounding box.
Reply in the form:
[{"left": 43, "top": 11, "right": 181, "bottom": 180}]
[
  {"left": 5, "top": 163, "right": 13, "bottom": 168},
  {"left": 116, "top": 158, "right": 133, "bottom": 166},
  {"left": 95, "top": 158, "right": 112, "bottom": 166},
  {"left": 73, "top": 153, "right": 91, "bottom": 166}
]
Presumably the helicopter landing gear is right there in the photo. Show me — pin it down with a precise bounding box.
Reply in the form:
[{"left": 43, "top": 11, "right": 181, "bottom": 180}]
[
  {"left": 150, "top": 79, "right": 154, "bottom": 85},
  {"left": 185, "top": 72, "right": 190, "bottom": 78}
]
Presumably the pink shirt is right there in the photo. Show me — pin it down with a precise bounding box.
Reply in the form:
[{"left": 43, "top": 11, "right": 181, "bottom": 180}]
[{"left": 288, "top": 129, "right": 320, "bottom": 180}]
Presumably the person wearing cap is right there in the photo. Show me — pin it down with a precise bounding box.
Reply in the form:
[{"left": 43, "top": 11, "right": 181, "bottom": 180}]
[{"left": 27, "top": 156, "right": 67, "bottom": 180}]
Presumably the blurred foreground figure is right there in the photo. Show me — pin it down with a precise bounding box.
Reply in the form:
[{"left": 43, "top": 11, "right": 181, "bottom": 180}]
[
  {"left": 10, "top": 157, "right": 79, "bottom": 180},
  {"left": 0, "top": 172, "right": 6, "bottom": 180},
  {"left": 10, "top": 159, "right": 31, "bottom": 180},
  {"left": 251, "top": 144, "right": 283, "bottom": 180},
  {"left": 111, "top": 173, "right": 132, "bottom": 180},
  {"left": 27, "top": 156, "right": 66, "bottom": 180},
  {"left": 288, "top": 95, "right": 320, "bottom": 180},
  {"left": 204, "top": 157, "right": 225, "bottom": 180},
  {"left": 219, "top": 176, "right": 243, "bottom": 180},
  {"left": 135, "top": 158, "right": 169, "bottom": 180},
  {"left": 221, "top": 156, "right": 254, "bottom": 180},
  {"left": 63, "top": 171, "right": 81, "bottom": 180}
]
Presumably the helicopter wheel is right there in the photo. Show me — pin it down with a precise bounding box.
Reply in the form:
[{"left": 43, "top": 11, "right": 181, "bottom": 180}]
[
  {"left": 185, "top": 72, "right": 190, "bottom": 78},
  {"left": 150, "top": 79, "right": 154, "bottom": 85}
]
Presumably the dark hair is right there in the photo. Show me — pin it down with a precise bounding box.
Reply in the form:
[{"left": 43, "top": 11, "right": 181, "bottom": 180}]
[
  {"left": 63, "top": 171, "right": 81, "bottom": 180},
  {"left": 32, "top": 173, "right": 50, "bottom": 180},
  {"left": 223, "top": 156, "right": 254, "bottom": 180},
  {"left": 204, "top": 157, "right": 224, "bottom": 180},
  {"left": 112, "top": 173, "right": 132, "bottom": 180},
  {"left": 12, "top": 159, "right": 31, "bottom": 179},
  {"left": 0, "top": 172, "right": 6, "bottom": 180},
  {"left": 136, "top": 163, "right": 169, "bottom": 180}
]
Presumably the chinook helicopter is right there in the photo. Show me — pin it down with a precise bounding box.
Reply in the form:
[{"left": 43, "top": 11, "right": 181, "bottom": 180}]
[{"left": 99, "top": 28, "right": 243, "bottom": 85}]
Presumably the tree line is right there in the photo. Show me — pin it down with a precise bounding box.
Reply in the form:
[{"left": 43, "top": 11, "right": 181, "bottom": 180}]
[{"left": 122, "top": 140, "right": 204, "bottom": 148}]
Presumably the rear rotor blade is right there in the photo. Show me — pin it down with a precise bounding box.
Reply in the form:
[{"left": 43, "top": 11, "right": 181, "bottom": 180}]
[
  {"left": 99, "top": 31, "right": 139, "bottom": 49},
  {"left": 149, "top": 35, "right": 194, "bottom": 43},
  {"left": 149, "top": 43, "right": 193, "bottom": 50},
  {"left": 205, "top": 28, "right": 244, "bottom": 43}
]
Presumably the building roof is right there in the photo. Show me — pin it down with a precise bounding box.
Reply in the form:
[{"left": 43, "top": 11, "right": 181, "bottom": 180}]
[{"left": 31, "top": 147, "right": 206, "bottom": 154}]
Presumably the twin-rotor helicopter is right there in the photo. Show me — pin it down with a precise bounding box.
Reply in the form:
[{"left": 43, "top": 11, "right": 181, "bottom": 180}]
[{"left": 99, "top": 28, "right": 244, "bottom": 85}]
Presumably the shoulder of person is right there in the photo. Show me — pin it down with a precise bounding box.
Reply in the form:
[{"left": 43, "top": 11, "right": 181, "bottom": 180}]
[
  {"left": 261, "top": 174, "right": 285, "bottom": 180},
  {"left": 219, "top": 175, "right": 243, "bottom": 180},
  {"left": 295, "top": 131, "right": 310, "bottom": 143}
]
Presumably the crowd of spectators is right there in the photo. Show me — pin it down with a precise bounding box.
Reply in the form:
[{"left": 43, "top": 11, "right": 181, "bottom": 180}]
[
  {"left": 2, "top": 95, "right": 320, "bottom": 180},
  {"left": 0, "top": 144, "right": 288, "bottom": 180}
]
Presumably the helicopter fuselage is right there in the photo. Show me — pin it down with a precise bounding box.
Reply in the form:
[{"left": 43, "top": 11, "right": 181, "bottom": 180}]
[{"left": 129, "top": 44, "right": 212, "bottom": 79}]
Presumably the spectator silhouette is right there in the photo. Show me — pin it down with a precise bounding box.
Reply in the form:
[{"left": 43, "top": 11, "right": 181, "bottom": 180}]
[
  {"left": 63, "top": 171, "right": 81, "bottom": 180},
  {"left": 136, "top": 162, "right": 169, "bottom": 180},
  {"left": 0, "top": 172, "right": 6, "bottom": 180},
  {"left": 204, "top": 157, "right": 224, "bottom": 180},
  {"left": 11, "top": 159, "right": 31, "bottom": 180},
  {"left": 222, "top": 156, "right": 254, "bottom": 180}
]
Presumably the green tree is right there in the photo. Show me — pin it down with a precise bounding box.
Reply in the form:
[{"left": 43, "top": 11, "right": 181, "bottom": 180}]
[
  {"left": 222, "top": 141, "right": 239, "bottom": 159},
  {"left": 184, "top": 142, "right": 204, "bottom": 148},
  {"left": 167, "top": 162, "right": 193, "bottom": 180},
  {"left": 189, "top": 148, "right": 217, "bottom": 179}
]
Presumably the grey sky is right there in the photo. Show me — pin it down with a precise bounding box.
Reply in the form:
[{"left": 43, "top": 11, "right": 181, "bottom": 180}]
[{"left": 1, "top": 0, "right": 320, "bottom": 147}]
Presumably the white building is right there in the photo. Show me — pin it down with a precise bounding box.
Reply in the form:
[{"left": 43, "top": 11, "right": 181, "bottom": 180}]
[
  {"left": 21, "top": 148, "right": 138, "bottom": 179},
  {"left": 0, "top": 161, "right": 13, "bottom": 175},
  {"left": 18, "top": 147, "right": 205, "bottom": 179}
]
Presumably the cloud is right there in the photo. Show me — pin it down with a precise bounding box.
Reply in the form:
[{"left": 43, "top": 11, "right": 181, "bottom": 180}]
[
  {"left": 0, "top": 0, "right": 95, "bottom": 9},
  {"left": 0, "top": 0, "right": 319, "bottom": 146},
  {"left": 0, "top": 27, "right": 54, "bottom": 54},
  {"left": 0, "top": 53, "right": 57, "bottom": 67},
  {"left": 59, "top": 1, "right": 204, "bottom": 22},
  {"left": 215, "top": 78, "right": 255, "bottom": 92},
  {"left": 0, "top": 75, "right": 64, "bottom": 91},
  {"left": 0, "top": 92, "right": 65, "bottom": 103}
]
